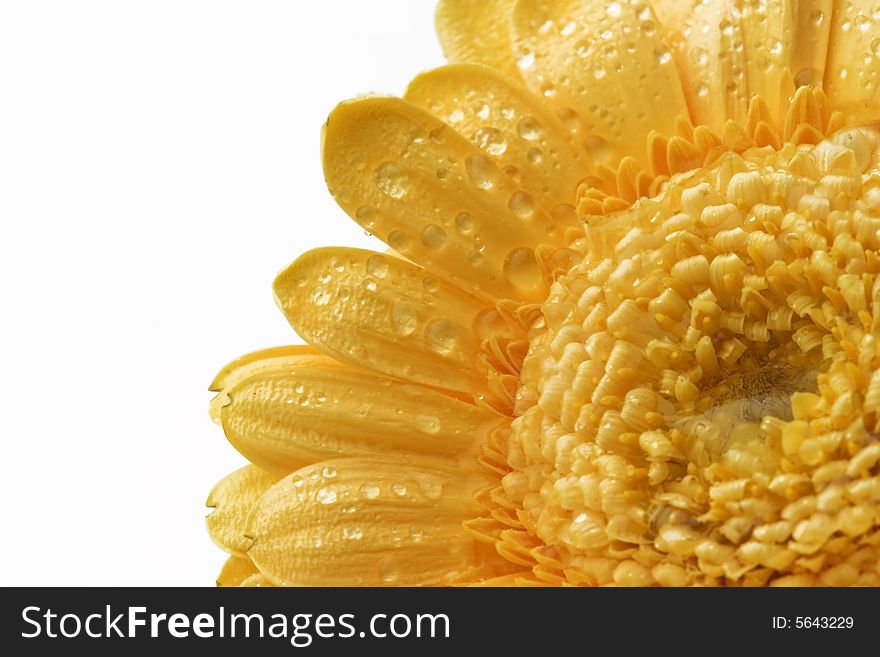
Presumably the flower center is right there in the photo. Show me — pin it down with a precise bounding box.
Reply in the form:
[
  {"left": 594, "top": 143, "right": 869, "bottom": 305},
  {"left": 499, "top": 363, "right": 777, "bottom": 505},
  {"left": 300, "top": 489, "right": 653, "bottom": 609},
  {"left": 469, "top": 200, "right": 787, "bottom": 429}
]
[{"left": 505, "top": 125, "right": 880, "bottom": 586}]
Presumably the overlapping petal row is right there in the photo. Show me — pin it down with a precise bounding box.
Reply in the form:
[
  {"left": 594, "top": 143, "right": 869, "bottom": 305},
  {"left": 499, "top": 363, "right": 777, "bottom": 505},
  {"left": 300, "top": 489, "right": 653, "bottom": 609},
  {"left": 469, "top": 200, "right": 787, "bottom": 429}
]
[{"left": 207, "top": 0, "right": 880, "bottom": 586}]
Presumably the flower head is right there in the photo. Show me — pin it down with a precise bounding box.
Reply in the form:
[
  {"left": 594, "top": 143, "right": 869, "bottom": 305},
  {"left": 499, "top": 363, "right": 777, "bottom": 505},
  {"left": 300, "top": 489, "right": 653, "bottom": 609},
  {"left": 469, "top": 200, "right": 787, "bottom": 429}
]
[{"left": 208, "top": 0, "right": 880, "bottom": 586}]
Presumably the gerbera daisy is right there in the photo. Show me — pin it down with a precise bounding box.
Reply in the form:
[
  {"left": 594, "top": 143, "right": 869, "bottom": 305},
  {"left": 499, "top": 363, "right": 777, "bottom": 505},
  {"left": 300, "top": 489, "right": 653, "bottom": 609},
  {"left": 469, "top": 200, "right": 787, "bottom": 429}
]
[{"left": 207, "top": 0, "right": 880, "bottom": 586}]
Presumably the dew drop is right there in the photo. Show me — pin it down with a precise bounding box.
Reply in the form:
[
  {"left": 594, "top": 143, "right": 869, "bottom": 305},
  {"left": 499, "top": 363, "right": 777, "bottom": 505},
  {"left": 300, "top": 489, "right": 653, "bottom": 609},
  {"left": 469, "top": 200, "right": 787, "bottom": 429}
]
[
  {"left": 420, "top": 224, "right": 448, "bottom": 249},
  {"left": 391, "top": 301, "right": 419, "bottom": 336},
  {"left": 593, "top": 67, "right": 607, "bottom": 80},
  {"left": 350, "top": 149, "right": 366, "bottom": 171},
  {"left": 355, "top": 205, "right": 376, "bottom": 228},
  {"left": 465, "top": 154, "right": 498, "bottom": 189},
  {"left": 467, "top": 250, "right": 483, "bottom": 264},
  {"left": 517, "top": 52, "right": 535, "bottom": 70},
  {"left": 560, "top": 20, "right": 577, "bottom": 36},
  {"left": 654, "top": 46, "right": 672, "bottom": 65},
  {"left": 391, "top": 482, "right": 407, "bottom": 497},
  {"left": 415, "top": 414, "right": 441, "bottom": 434},
  {"left": 419, "top": 478, "right": 444, "bottom": 500},
  {"left": 810, "top": 8, "right": 824, "bottom": 25},
  {"left": 607, "top": 2, "right": 621, "bottom": 17},
  {"left": 294, "top": 383, "right": 305, "bottom": 394},
  {"left": 584, "top": 135, "right": 611, "bottom": 162},
  {"left": 575, "top": 39, "right": 592, "bottom": 59},
  {"left": 527, "top": 147, "right": 544, "bottom": 164},
  {"left": 516, "top": 117, "right": 543, "bottom": 141},
  {"left": 311, "top": 533, "right": 323, "bottom": 548},
  {"left": 310, "top": 286, "right": 331, "bottom": 306},
  {"left": 379, "top": 558, "right": 400, "bottom": 583},
  {"left": 387, "top": 230, "right": 411, "bottom": 253},
  {"left": 422, "top": 276, "right": 439, "bottom": 293},
  {"left": 321, "top": 466, "right": 337, "bottom": 479},
  {"left": 503, "top": 247, "right": 542, "bottom": 291},
  {"left": 409, "top": 526, "right": 424, "bottom": 543},
  {"left": 366, "top": 255, "right": 389, "bottom": 279},
  {"left": 474, "top": 126, "right": 507, "bottom": 156},
  {"left": 343, "top": 526, "right": 364, "bottom": 540},
  {"left": 374, "top": 161, "right": 409, "bottom": 199},
  {"left": 455, "top": 211, "right": 474, "bottom": 234},
  {"left": 425, "top": 317, "right": 458, "bottom": 354},
  {"left": 508, "top": 191, "right": 536, "bottom": 219},
  {"left": 316, "top": 487, "right": 338, "bottom": 505},
  {"left": 690, "top": 47, "right": 708, "bottom": 65},
  {"left": 360, "top": 483, "right": 380, "bottom": 499}
]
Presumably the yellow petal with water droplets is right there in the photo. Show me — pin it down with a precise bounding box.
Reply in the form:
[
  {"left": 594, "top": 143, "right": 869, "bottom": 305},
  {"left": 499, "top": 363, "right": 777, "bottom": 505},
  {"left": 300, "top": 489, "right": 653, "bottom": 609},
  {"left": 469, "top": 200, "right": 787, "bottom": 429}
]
[
  {"left": 210, "top": 345, "right": 324, "bottom": 392},
  {"left": 322, "top": 96, "right": 560, "bottom": 303},
  {"left": 653, "top": 0, "right": 750, "bottom": 128},
  {"left": 511, "top": 0, "right": 689, "bottom": 166},
  {"left": 274, "top": 247, "right": 487, "bottom": 395},
  {"left": 435, "top": 0, "right": 520, "bottom": 80},
  {"left": 825, "top": 0, "right": 880, "bottom": 105},
  {"left": 221, "top": 367, "right": 506, "bottom": 473},
  {"left": 405, "top": 63, "right": 588, "bottom": 216},
  {"left": 738, "top": 0, "right": 831, "bottom": 121},
  {"left": 248, "top": 458, "right": 496, "bottom": 586},
  {"left": 209, "top": 346, "right": 335, "bottom": 424},
  {"left": 206, "top": 465, "right": 283, "bottom": 557},
  {"left": 217, "top": 556, "right": 259, "bottom": 587}
]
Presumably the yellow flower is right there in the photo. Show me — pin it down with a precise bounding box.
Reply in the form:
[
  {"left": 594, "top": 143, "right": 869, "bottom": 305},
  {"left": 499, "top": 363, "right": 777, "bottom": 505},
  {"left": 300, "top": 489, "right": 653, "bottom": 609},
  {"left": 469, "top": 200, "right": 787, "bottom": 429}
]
[{"left": 207, "top": 0, "right": 880, "bottom": 587}]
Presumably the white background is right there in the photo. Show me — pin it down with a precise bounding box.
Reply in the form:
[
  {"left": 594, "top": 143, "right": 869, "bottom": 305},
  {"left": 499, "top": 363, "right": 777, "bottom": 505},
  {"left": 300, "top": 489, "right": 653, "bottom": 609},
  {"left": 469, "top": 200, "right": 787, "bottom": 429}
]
[{"left": 0, "top": 0, "right": 442, "bottom": 586}]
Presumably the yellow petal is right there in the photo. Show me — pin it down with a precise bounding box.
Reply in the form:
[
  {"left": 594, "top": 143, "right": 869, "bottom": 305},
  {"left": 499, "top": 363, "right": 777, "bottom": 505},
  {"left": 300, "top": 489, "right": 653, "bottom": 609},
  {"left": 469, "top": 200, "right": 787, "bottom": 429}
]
[
  {"left": 217, "top": 556, "right": 259, "bottom": 587},
  {"left": 511, "top": 0, "right": 690, "bottom": 165},
  {"left": 274, "top": 247, "right": 487, "bottom": 395},
  {"left": 206, "top": 465, "right": 283, "bottom": 557},
  {"left": 405, "top": 63, "right": 588, "bottom": 215},
  {"left": 248, "top": 457, "right": 496, "bottom": 586},
  {"left": 209, "top": 345, "right": 324, "bottom": 392},
  {"left": 209, "top": 346, "right": 334, "bottom": 424},
  {"left": 435, "top": 0, "right": 521, "bottom": 80},
  {"left": 322, "top": 96, "right": 561, "bottom": 303},
  {"left": 739, "top": 0, "right": 831, "bottom": 121},
  {"left": 221, "top": 366, "right": 506, "bottom": 473},
  {"left": 824, "top": 1, "right": 880, "bottom": 106},
  {"left": 652, "top": 0, "right": 751, "bottom": 128}
]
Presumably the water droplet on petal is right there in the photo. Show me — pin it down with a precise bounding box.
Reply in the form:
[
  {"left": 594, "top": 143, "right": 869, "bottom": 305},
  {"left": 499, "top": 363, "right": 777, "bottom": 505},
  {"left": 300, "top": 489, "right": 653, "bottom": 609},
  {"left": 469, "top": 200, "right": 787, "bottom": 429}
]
[
  {"left": 321, "top": 466, "right": 337, "bottom": 479},
  {"left": 455, "top": 211, "right": 473, "bottom": 234},
  {"left": 392, "top": 301, "right": 419, "bottom": 335},
  {"left": 517, "top": 117, "right": 543, "bottom": 141},
  {"left": 474, "top": 127, "right": 507, "bottom": 156},
  {"left": 503, "top": 247, "right": 543, "bottom": 291},
  {"left": 374, "top": 161, "right": 409, "bottom": 199},
  {"left": 391, "top": 482, "right": 407, "bottom": 497},
  {"left": 508, "top": 191, "right": 536, "bottom": 219},
  {"left": 316, "top": 487, "right": 337, "bottom": 505},
  {"left": 360, "top": 483, "right": 380, "bottom": 499},
  {"left": 415, "top": 414, "right": 441, "bottom": 434},
  {"left": 379, "top": 558, "right": 400, "bottom": 583},
  {"left": 355, "top": 205, "right": 376, "bottom": 228},
  {"left": 420, "top": 224, "right": 447, "bottom": 249},
  {"left": 366, "top": 255, "right": 389, "bottom": 279},
  {"left": 343, "top": 526, "right": 363, "bottom": 540},
  {"left": 465, "top": 154, "right": 499, "bottom": 190},
  {"left": 387, "top": 230, "right": 411, "bottom": 253},
  {"left": 425, "top": 317, "right": 458, "bottom": 354},
  {"left": 310, "top": 286, "right": 331, "bottom": 306}
]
